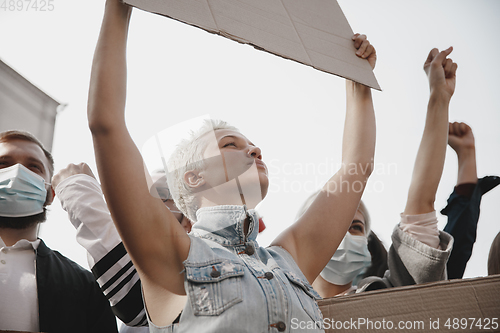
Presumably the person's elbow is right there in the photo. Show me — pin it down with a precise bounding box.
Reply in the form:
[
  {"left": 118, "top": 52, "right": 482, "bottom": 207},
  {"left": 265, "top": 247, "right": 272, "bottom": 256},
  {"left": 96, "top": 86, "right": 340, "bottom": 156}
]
[
  {"left": 87, "top": 106, "right": 123, "bottom": 137},
  {"left": 360, "top": 161, "right": 374, "bottom": 177},
  {"left": 343, "top": 159, "right": 374, "bottom": 179},
  {"left": 88, "top": 117, "right": 112, "bottom": 136}
]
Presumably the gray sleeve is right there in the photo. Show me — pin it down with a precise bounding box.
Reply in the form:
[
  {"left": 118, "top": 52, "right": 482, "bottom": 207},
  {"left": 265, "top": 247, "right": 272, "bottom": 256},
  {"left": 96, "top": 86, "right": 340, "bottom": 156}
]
[{"left": 382, "top": 225, "right": 453, "bottom": 287}]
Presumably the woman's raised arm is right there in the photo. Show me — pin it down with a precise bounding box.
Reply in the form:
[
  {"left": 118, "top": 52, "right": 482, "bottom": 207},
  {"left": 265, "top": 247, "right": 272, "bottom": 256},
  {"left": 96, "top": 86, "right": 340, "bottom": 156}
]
[
  {"left": 404, "top": 47, "right": 457, "bottom": 215},
  {"left": 87, "top": 0, "right": 190, "bottom": 299},
  {"left": 272, "top": 34, "right": 376, "bottom": 284}
]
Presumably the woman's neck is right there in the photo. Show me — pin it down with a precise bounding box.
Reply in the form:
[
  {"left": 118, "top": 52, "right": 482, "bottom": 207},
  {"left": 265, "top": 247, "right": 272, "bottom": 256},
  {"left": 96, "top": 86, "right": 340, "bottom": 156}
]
[
  {"left": 312, "top": 274, "right": 353, "bottom": 298},
  {"left": 197, "top": 180, "right": 261, "bottom": 211}
]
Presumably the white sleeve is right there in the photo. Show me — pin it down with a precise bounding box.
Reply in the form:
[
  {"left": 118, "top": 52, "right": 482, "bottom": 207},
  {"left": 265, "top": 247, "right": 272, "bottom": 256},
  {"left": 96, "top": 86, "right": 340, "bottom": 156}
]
[
  {"left": 56, "top": 174, "right": 121, "bottom": 264},
  {"left": 56, "top": 174, "right": 147, "bottom": 326}
]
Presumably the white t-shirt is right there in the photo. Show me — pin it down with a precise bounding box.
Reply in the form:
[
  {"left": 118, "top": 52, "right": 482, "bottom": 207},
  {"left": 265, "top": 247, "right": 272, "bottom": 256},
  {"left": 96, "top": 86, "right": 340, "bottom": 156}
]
[{"left": 0, "top": 237, "right": 40, "bottom": 332}]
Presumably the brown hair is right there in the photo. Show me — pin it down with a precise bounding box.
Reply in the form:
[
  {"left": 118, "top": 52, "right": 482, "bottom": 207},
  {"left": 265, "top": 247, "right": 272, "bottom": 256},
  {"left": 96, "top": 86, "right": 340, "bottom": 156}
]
[
  {"left": 0, "top": 130, "right": 55, "bottom": 178},
  {"left": 362, "top": 231, "right": 388, "bottom": 279}
]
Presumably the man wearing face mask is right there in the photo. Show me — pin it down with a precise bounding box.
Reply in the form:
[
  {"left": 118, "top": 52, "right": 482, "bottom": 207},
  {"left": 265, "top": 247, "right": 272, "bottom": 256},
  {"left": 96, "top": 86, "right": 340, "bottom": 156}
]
[{"left": 0, "top": 130, "right": 118, "bottom": 333}]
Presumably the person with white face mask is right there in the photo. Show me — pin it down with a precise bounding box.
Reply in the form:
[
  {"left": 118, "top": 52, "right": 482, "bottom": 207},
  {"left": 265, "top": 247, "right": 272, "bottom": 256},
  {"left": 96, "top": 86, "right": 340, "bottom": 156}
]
[
  {"left": 320, "top": 232, "right": 372, "bottom": 287},
  {"left": 316, "top": 212, "right": 372, "bottom": 295},
  {"left": 296, "top": 199, "right": 377, "bottom": 296},
  {"left": 0, "top": 163, "right": 50, "bottom": 218},
  {"left": 0, "top": 130, "right": 118, "bottom": 333},
  {"left": 297, "top": 47, "right": 459, "bottom": 298}
]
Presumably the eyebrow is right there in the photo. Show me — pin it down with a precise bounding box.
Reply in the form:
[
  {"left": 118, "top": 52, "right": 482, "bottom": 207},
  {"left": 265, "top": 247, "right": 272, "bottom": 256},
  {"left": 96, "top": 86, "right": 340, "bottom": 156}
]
[
  {"left": 219, "top": 135, "right": 255, "bottom": 147},
  {"left": 0, "top": 155, "right": 46, "bottom": 173},
  {"left": 219, "top": 135, "right": 239, "bottom": 141},
  {"left": 26, "top": 157, "right": 46, "bottom": 172},
  {"left": 352, "top": 219, "right": 365, "bottom": 225},
  {"left": 219, "top": 135, "right": 236, "bottom": 141}
]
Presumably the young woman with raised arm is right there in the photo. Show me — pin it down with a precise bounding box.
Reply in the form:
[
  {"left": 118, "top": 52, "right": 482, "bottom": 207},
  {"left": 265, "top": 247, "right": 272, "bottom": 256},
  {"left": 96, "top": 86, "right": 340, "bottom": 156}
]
[{"left": 87, "top": 1, "right": 376, "bottom": 331}]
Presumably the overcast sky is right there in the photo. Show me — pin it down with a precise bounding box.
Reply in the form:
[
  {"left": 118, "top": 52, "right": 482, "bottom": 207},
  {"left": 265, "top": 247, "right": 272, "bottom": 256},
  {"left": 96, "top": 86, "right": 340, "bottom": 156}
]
[{"left": 1, "top": 0, "right": 499, "bottom": 281}]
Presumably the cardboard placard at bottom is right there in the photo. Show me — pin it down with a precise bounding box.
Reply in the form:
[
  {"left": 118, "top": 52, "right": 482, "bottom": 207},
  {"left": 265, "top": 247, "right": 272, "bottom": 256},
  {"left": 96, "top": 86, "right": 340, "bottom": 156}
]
[{"left": 318, "top": 275, "right": 500, "bottom": 333}]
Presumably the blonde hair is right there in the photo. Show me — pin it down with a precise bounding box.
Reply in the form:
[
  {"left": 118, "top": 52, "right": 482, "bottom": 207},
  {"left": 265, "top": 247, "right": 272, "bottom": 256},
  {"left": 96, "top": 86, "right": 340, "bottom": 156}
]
[{"left": 166, "top": 119, "right": 239, "bottom": 222}]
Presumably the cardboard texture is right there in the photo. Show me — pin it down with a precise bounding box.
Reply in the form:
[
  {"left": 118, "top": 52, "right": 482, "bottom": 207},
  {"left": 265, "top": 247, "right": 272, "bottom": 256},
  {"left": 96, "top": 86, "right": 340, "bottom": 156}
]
[
  {"left": 123, "top": 0, "right": 380, "bottom": 90},
  {"left": 318, "top": 275, "right": 500, "bottom": 333}
]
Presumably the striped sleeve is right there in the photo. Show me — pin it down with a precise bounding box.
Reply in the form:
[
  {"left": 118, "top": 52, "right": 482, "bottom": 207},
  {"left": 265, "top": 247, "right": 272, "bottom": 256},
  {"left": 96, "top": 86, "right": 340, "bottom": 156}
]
[{"left": 56, "top": 174, "right": 147, "bottom": 326}]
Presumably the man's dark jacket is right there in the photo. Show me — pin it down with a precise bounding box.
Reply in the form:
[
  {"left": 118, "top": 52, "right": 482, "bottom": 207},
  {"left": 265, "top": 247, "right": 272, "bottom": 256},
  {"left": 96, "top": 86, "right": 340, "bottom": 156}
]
[{"left": 36, "top": 239, "right": 118, "bottom": 333}]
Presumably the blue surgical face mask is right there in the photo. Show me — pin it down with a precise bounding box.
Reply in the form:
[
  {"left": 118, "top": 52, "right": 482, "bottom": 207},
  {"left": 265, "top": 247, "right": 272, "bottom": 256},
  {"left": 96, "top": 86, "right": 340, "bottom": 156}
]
[
  {"left": 320, "top": 233, "right": 372, "bottom": 286},
  {"left": 0, "top": 163, "right": 50, "bottom": 217}
]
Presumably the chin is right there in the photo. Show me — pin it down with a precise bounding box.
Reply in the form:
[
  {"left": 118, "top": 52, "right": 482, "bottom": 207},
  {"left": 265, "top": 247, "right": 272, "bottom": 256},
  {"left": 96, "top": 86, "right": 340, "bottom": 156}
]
[{"left": 259, "top": 176, "right": 269, "bottom": 199}]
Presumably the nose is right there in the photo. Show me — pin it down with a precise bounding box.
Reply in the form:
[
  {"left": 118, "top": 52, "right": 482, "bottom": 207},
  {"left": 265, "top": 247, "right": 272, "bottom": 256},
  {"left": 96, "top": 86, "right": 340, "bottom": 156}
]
[{"left": 248, "top": 146, "right": 262, "bottom": 160}]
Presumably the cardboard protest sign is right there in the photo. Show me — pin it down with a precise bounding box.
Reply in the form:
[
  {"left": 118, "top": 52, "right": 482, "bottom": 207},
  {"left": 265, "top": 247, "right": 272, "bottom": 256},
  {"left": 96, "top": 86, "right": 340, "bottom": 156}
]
[
  {"left": 318, "top": 275, "right": 500, "bottom": 332},
  {"left": 123, "top": 0, "right": 380, "bottom": 90}
]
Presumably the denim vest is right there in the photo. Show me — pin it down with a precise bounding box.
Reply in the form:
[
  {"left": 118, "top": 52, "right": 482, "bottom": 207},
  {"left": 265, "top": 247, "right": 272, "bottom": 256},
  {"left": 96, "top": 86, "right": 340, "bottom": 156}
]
[{"left": 147, "top": 205, "right": 324, "bottom": 333}]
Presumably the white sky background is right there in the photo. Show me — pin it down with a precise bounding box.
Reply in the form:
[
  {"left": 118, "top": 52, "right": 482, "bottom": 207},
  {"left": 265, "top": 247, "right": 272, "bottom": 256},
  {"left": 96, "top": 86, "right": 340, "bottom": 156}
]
[{"left": 1, "top": 0, "right": 499, "bottom": 281}]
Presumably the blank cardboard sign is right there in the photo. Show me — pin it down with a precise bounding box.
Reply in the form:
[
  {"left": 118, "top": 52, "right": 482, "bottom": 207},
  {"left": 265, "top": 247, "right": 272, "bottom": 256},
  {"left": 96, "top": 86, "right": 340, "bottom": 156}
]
[
  {"left": 123, "top": 0, "right": 380, "bottom": 90},
  {"left": 319, "top": 275, "right": 500, "bottom": 333}
]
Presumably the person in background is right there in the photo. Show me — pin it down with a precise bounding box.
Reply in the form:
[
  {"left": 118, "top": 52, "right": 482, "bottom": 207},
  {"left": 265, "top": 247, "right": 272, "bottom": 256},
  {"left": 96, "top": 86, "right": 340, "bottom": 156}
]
[
  {"left": 0, "top": 130, "right": 117, "bottom": 333},
  {"left": 441, "top": 122, "right": 500, "bottom": 279},
  {"left": 487, "top": 232, "right": 500, "bottom": 275},
  {"left": 303, "top": 46, "right": 457, "bottom": 297}
]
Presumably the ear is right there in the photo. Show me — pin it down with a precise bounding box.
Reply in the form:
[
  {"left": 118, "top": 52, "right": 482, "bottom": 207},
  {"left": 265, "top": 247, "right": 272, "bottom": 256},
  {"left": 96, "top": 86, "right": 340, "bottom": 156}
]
[
  {"left": 44, "top": 187, "right": 55, "bottom": 206},
  {"left": 184, "top": 170, "right": 205, "bottom": 189}
]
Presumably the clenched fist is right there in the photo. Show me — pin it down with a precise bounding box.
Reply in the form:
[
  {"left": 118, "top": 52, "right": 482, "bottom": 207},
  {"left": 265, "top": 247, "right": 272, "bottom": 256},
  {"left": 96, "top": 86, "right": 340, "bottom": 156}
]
[{"left": 52, "top": 163, "right": 96, "bottom": 189}]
